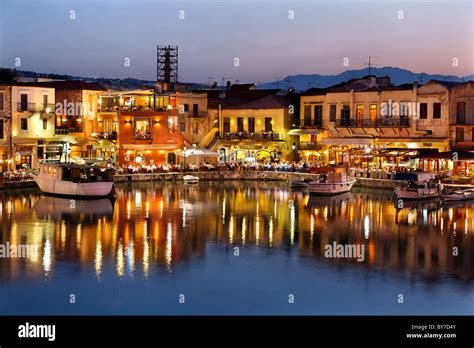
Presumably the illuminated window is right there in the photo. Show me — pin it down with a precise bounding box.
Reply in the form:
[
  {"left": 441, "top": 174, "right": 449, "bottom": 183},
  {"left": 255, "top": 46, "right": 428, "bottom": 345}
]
[
  {"left": 369, "top": 104, "right": 377, "bottom": 121},
  {"left": 134, "top": 118, "right": 151, "bottom": 140}
]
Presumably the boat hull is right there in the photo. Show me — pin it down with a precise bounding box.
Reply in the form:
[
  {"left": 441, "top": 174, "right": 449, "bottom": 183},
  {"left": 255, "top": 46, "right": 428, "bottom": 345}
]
[
  {"left": 441, "top": 189, "right": 474, "bottom": 202},
  {"left": 394, "top": 187, "right": 439, "bottom": 201},
  {"left": 308, "top": 179, "right": 356, "bottom": 195},
  {"left": 289, "top": 180, "right": 309, "bottom": 189},
  {"left": 33, "top": 175, "right": 114, "bottom": 197}
]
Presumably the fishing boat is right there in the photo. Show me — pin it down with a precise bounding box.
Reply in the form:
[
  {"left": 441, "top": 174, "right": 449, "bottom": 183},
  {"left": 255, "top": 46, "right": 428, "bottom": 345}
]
[
  {"left": 307, "top": 166, "right": 356, "bottom": 195},
  {"left": 440, "top": 187, "right": 474, "bottom": 202},
  {"left": 394, "top": 172, "right": 439, "bottom": 201},
  {"left": 289, "top": 178, "right": 313, "bottom": 189},
  {"left": 33, "top": 161, "right": 115, "bottom": 198},
  {"left": 183, "top": 174, "right": 199, "bottom": 184}
]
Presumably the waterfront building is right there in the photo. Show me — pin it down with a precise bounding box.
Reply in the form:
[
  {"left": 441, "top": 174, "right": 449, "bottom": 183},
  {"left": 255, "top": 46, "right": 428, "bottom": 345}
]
[
  {"left": 298, "top": 76, "right": 452, "bottom": 168},
  {"left": 98, "top": 89, "right": 184, "bottom": 166},
  {"left": 196, "top": 83, "right": 296, "bottom": 162},
  {"left": 0, "top": 85, "right": 12, "bottom": 171},
  {"left": 25, "top": 81, "right": 106, "bottom": 161},
  {"left": 174, "top": 91, "right": 210, "bottom": 146},
  {"left": 10, "top": 83, "right": 56, "bottom": 169}
]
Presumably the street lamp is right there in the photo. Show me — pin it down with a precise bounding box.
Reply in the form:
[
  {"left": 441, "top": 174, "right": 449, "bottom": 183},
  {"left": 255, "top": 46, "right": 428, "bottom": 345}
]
[{"left": 292, "top": 142, "right": 297, "bottom": 163}]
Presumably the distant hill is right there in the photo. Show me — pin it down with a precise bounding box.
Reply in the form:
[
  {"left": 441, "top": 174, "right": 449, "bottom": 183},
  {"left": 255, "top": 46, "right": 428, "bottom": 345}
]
[
  {"left": 258, "top": 67, "right": 474, "bottom": 91},
  {"left": 4, "top": 68, "right": 209, "bottom": 91}
]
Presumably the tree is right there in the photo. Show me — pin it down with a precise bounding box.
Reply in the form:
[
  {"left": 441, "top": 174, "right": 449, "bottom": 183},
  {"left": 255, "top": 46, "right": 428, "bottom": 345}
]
[{"left": 0, "top": 68, "right": 17, "bottom": 83}]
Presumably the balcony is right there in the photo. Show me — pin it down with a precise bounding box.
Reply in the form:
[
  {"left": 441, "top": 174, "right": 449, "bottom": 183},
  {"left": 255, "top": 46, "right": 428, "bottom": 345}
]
[
  {"left": 98, "top": 105, "right": 166, "bottom": 112},
  {"left": 135, "top": 130, "right": 152, "bottom": 140},
  {"left": 221, "top": 131, "right": 283, "bottom": 141},
  {"left": 17, "top": 103, "right": 55, "bottom": 113},
  {"left": 55, "top": 127, "right": 83, "bottom": 135},
  {"left": 335, "top": 118, "right": 409, "bottom": 127},
  {"left": 91, "top": 131, "right": 117, "bottom": 141}
]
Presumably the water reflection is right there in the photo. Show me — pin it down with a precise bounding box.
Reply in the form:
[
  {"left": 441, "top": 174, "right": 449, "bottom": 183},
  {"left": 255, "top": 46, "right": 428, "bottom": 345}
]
[{"left": 0, "top": 183, "right": 472, "bottom": 285}]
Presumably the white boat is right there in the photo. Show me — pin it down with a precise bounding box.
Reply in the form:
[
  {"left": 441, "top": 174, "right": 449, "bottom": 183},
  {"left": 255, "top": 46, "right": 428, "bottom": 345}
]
[
  {"left": 183, "top": 175, "right": 199, "bottom": 184},
  {"left": 33, "top": 162, "right": 115, "bottom": 198},
  {"left": 394, "top": 172, "right": 439, "bottom": 201},
  {"left": 307, "top": 167, "right": 356, "bottom": 195},
  {"left": 441, "top": 188, "right": 474, "bottom": 202}
]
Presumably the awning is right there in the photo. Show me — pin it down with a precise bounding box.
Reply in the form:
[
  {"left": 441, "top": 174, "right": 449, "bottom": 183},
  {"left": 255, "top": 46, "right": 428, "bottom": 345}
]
[
  {"left": 319, "top": 138, "right": 372, "bottom": 145},
  {"left": 177, "top": 148, "right": 219, "bottom": 157},
  {"left": 288, "top": 129, "right": 321, "bottom": 135},
  {"left": 121, "top": 144, "right": 179, "bottom": 150}
]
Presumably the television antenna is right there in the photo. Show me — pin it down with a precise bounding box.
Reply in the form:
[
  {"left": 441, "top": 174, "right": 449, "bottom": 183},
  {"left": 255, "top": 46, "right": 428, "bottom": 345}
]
[{"left": 364, "top": 56, "right": 379, "bottom": 75}]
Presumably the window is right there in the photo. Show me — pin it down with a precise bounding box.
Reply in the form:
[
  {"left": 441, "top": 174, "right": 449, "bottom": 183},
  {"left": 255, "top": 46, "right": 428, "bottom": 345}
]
[
  {"left": 356, "top": 104, "right": 363, "bottom": 125},
  {"left": 20, "top": 94, "right": 28, "bottom": 111},
  {"left": 193, "top": 104, "right": 199, "bottom": 116},
  {"left": 180, "top": 122, "right": 185, "bottom": 132},
  {"left": 369, "top": 104, "right": 377, "bottom": 121},
  {"left": 43, "top": 94, "right": 48, "bottom": 110},
  {"left": 223, "top": 117, "right": 230, "bottom": 133},
  {"left": 341, "top": 105, "right": 350, "bottom": 125},
  {"left": 400, "top": 102, "right": 409, "bottom": 118},
  {"left": 0, "top": 119, "right": 4, "bottom": 140},
  {"left": 456, "top": 127, "right": 464, "bottom": 143},
  {"left": 183, "top": 104, "right": 189, "bottom": 112},
  {"left": 0, "top": 92, "right": 4, "bottom": 111},
  {"left": 433, "top": 103, "right": 441, "bottom": 119},
  {"left": 419, "top": 103, "right": 428, "bottom": 119},
  {"left": 304, "top": 105, "right": 312, "bottom": 126},
  {"left": 265, "top": 117, "right": 272, "bottom": 132},
  {"left": 237, "top": 117, "right": 244, "bottom": 132},
  {"left": 329, "top": 105, "right": 336, "bottom": 122},
  {"left": 20, "top": 118, "right": 28, "bottom": 130},
  {"left": 43, "top": 118, "right": 48, "bottom": 130},
  {"left": 134, "top": 118, "right": 151, "bottom": 139},
  {"left": 457, "top": 102, "right": 466, "bottom": 124},
  {"left": 314, "top": 104, "right": 323, "bottom": 127},
  {"left": 248, "top": 117, "right": 255, "bottom": 133}
]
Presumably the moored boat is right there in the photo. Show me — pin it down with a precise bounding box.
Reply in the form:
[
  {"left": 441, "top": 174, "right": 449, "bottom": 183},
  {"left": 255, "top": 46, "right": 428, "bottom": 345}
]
[
  {"left": 441, "top": 187, "right": 474, "bottom": 202},
  {"left": 183, "top": 175, "right": 199, "bottom": 184},
  {"left": 307, "top": 166, "right": 356, "bottom": 195},
  {"left": 289, "top": 178, "right": 313, "bottom": 189},
  {"left": 394, "top": 172, "right": 439, "bottom": 201},
  {"left": 33, "top": 161, "right": 115, "bottom": 198}
]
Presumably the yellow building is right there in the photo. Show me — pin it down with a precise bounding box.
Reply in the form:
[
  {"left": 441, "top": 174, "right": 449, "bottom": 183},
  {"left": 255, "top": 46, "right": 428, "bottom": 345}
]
[{"left": 213, "top": 94, "right": 294, "bottom": 162}]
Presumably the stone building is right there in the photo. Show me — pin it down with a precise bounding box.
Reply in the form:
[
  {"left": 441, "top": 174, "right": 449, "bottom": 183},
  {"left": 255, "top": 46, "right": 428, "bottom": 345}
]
[
  {"left": 298, "top": 76, "right": 453, "bottom": 168},
  {"left": 0, "top": 85, "right": 12, "bottom": 171}
]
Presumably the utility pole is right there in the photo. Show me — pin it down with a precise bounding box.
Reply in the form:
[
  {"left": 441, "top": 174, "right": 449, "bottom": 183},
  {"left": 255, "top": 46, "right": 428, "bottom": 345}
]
[
  {"left": 284, "top": 77, "right": 294, "bottom": 89},
  {"left": 364, "top": 56, "right": 379, "bottom": 75}
]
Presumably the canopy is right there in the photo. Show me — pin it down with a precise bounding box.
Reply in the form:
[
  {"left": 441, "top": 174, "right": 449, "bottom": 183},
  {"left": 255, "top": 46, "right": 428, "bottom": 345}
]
[{"left": 177, "top": 148, "right": 219, "bottom": 157}]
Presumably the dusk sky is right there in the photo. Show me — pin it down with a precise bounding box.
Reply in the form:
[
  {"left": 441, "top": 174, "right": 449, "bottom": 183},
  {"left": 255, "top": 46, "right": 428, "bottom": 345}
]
[{"left": 1, "top": 0, "right": 473, "bottom": 83}]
